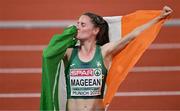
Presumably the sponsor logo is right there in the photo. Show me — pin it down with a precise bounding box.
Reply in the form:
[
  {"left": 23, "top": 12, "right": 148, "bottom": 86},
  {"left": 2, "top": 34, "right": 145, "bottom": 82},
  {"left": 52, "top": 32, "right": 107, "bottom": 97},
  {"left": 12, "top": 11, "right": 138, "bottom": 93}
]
[{"left": 94, "top": 68, "right": 101, "bottom": 76}]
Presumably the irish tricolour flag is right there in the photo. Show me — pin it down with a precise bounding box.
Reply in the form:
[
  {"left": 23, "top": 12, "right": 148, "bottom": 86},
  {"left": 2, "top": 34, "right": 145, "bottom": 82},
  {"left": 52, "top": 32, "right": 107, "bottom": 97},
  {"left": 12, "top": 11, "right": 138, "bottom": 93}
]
[{"left": 40, "top": 10, "right": 167, "bottom": 111}]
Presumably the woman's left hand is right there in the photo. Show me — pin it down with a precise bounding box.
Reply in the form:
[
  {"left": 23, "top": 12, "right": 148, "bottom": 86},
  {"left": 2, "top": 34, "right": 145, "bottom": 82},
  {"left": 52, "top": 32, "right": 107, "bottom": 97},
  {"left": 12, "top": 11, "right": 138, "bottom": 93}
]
[{"left": 159, "top": 6, "right": 173, "bottom": 19}]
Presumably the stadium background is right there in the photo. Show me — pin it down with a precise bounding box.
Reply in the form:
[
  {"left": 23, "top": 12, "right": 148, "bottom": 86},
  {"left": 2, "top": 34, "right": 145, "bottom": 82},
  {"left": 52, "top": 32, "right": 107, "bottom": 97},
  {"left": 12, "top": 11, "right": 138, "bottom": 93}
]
[{"left": 0, "top": 0, "right": 180, "bottom": 110}]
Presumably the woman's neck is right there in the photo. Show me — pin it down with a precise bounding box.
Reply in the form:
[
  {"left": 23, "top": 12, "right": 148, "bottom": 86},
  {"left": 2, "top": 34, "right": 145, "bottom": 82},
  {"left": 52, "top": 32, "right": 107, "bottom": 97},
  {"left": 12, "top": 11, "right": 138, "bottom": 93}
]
[
  {"left": 78, "top": 39, "right": 96, "bottom": 63},
  {"left": 79, "top": 39, "right": 96, "bottom": 54}
]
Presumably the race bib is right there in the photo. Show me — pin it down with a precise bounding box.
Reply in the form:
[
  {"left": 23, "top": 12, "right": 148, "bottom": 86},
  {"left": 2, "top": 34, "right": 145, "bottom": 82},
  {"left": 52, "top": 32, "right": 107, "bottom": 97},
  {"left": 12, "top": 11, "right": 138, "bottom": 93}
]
[{"left": 70, "top": 68, "right": 102, "bottom": 96}]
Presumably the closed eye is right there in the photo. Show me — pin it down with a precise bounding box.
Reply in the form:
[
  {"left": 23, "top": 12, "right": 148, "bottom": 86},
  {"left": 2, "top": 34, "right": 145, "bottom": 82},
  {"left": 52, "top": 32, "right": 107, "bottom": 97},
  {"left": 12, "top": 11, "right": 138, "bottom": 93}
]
[
  {"left": 77, "top": 22, "right": 86, "bottom": 27},
  {"left": 81, "top": 23, "right": 86, "bottom": 27}
]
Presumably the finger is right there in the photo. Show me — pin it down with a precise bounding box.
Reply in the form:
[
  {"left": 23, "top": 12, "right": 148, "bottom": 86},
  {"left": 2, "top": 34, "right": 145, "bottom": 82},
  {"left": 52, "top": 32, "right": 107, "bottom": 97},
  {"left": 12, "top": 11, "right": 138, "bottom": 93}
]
[
  {"left": 167, "top": 8, "right": 173, "bottom": 13},
  {"left": 165, "top": 6, "right": 173, "bottom": 12},
  {"left": 163, "top": 6, "right": 171, "bottom": 12},
  {"left": 164, "top": 11, "right": 172, "bottom": 17},
  {"left": 166, "top": 8, "right": 172, "bottom": 12}
]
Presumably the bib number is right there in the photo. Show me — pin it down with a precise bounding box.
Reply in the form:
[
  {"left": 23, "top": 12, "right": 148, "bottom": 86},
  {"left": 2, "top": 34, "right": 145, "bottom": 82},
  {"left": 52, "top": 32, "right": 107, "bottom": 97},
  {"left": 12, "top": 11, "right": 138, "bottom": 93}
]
[{"left": 70, "top": 68, "right": 102, "bottom": 96}]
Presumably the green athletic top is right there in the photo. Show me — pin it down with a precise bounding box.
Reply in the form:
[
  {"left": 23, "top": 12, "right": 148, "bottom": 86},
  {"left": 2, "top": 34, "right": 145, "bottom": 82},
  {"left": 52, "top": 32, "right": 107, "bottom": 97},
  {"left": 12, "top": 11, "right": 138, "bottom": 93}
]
[{"left": 65, "top": 45, "right": 107, "bottom": 99}]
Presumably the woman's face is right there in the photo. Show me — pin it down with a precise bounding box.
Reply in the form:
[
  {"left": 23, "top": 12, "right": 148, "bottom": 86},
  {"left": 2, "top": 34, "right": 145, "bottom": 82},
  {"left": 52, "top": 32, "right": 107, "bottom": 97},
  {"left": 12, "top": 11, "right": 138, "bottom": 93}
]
[{"left": 76, "top": 15, "right": 99, "bottom": 40}]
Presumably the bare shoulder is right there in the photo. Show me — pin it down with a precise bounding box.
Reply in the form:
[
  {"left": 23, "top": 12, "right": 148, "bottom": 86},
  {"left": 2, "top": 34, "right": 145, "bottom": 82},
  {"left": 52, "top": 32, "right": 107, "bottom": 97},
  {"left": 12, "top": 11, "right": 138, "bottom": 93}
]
[{"left": 65, "top": 48, "right": 73, "bottom": 61}]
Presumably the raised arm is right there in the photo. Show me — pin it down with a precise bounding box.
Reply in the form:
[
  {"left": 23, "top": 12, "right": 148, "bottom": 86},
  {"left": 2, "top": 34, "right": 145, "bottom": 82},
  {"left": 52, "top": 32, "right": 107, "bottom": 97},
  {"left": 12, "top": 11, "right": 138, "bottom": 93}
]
[{"left": 102, "top": 6, "right": 173, "bottom": 58}]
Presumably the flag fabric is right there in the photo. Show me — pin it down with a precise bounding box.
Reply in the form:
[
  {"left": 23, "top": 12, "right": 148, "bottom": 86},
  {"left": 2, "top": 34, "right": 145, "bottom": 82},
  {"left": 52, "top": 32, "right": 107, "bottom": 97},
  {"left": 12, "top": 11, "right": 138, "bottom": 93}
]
[
  {"left": 103, "top": 10, "right": 166, "bottom": 106},
  {"left": 40, "top": 26, "right": 77, "bottom": 110},
  {"left": 40, "top": 10, "right": 167, "bottom": 110}
]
